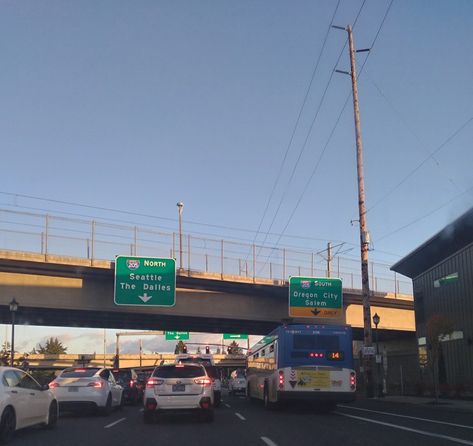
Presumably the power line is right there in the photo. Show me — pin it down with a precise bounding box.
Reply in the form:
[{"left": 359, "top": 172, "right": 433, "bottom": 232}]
[
  {"left": 366, "top": 75, "right": 465, "bottom": 193},
  {"left": 366, "top": 114, "right": 473, "bottom": 215},
  {"left": 375, "top": 185, "right": 473, "bottom": 242},
  {"left": 257, "top": 0, "right": 393, "bottom": 270},
  {"left": 249, "top": 0, "right": 342, "bottom": 248},
  {"left": 256, "top": 1, "right": 368, "bottom": 256}
]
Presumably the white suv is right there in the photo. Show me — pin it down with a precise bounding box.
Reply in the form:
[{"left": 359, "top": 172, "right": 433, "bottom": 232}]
[
  {"left": 174, "top": 354, "right": 222, "bottom": 407},
  {"left": 143, "top": 363, "right": 214, "bottom": 423}
]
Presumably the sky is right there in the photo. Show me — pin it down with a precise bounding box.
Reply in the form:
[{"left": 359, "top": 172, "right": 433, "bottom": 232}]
[{"left": 0, "top": 0, "right": 472, "bottom": 353}]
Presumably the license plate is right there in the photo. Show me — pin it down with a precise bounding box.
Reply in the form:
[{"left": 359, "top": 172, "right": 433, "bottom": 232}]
[
  {"left": 172, "top": 384, "right": 185, "bottom": 392},
  {"left": 68, "top": 387, "right": 79, "bottom": 392}
]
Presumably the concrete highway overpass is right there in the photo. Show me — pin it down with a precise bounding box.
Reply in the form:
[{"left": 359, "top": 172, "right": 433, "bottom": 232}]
[{"left": 0, "top": 250, "right": 414, "bottom": 340}]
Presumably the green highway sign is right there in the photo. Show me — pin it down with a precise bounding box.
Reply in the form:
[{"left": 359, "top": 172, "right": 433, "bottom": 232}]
[
  {"left": 165, "top": 331, "right": 189, "bottom": 341},
  {"left": 223, "top": 334, "right": 249, "bottom": 340},
  {"left": 289, "top": 277, "right": 343, "bottom": 318},
  {"left": 114, "top": 256, "right": 176, "bottom": 307}
]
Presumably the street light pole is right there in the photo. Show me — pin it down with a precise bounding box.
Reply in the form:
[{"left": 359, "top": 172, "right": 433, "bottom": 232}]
[
  {"left": 373, "top": 312, "right": 382, "bottom": 398},
  {"left": 9, "top": 299, "right": 18, "bottom": 367},
  {"left": 177, "top": 202, "right": 184, "bottom": 271}
]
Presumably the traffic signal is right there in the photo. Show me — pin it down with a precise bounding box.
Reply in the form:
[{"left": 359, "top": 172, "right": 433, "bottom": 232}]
[
  {"left": 205, "top": 346, "right": 210, "bottom": 354},
  {"left": 113, "top": 355, "right": 119, "bottom": 369}
]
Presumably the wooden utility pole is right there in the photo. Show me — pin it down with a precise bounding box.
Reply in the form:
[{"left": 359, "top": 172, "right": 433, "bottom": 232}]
[
  {"left": 347, "top": 24, "right": 374, "bottom": 398},
  {"left": 327, "top": 242, "right": 332, "bottom": 278}
]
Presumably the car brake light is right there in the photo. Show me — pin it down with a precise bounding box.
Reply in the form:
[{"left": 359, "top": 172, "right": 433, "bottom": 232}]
[
  {"left": 278, "top": 370, "right": 284, "bottom": 389},
  {"left": 129, "top": 379, "right": 135, "bottom": 388},
  {"left": 49, "top": 382, "right": 58, "bottom": 389},
  {"left": 87, "top": 381, "right": 104, "bottom": 388},
  {"left": 194, "top": 378, "right": 212, "bottom": 386},
  {"left": 146, "top": 378, "right": 163, "bottom": 388}
]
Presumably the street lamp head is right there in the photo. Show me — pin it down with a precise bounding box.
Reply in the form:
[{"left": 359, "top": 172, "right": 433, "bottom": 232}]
[
  {"left": 9, "top": 298, "right": 18, "bottom": 313},
  {"left": 176, "top": 201, "right": 184, "bottom": 210},
  {"left": 372, "top": 312, "right": 380, "bottom": 327}
]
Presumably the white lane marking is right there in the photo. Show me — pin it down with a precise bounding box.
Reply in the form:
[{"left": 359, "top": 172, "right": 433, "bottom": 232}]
[
  {"left": 338, "top": 405, "right": 473, "bottom": 430},
  {"left": 225, "top": 403, "right": 231, "bottom": 408},
  {"left": 104, "top": 417, "right": 126, "bottom": 429},
  {"left": 261, "top": 436, "right": 278, "bottom": 446},
  {"left": 336, "top": 412, "right": 473, "bottom": 445},
  {"left": 235, "top": 412, "right": 246, "bottom": 421}
]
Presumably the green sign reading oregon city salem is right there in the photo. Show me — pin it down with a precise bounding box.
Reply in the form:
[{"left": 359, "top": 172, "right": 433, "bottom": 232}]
[
  {"left": 114, "top": 256, "right": 176, "bottom": 307},
  {"left": 289, "top": 276, "right": 342, "bottom": 318}
]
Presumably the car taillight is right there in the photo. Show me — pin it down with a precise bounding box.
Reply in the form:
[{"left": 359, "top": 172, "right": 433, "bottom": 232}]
[
  {"left": 87, "top": 381, "right": 104, "bottom": 388},
  {"left": 194, "top": 378, "right": 212, "bottom": 386},
  {"left": 146, "top": 378, "right": 163, "bottom": 388},
  {"left": 48, "top": 382, "right": 58, "bottom": 389},
  {"left": 350, "top": 372, "right": 356, "bottom": 390},
  {"left": 278, "top": 370, "right": 284, "bottom": 389},
  {"left": 129, "top": 379, "right": 135, "bottom": 388}
]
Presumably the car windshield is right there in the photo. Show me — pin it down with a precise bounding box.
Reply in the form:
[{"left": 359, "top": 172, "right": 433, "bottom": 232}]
[
  {"left": 153, "top": 365, "right": 205, "bottom": 379},
  {"left": 60, "top": 368, "right": 99, "bottom": 378}
]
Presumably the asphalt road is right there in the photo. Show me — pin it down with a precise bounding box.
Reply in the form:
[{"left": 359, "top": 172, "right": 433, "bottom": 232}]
[{"left": 10, "top": 393, "right": 473, "bottom": 446}]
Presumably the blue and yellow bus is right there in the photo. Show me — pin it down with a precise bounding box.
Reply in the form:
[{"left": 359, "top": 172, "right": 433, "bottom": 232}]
[{"left": 246, "top": 324, "right": 356, "bottom": 410}]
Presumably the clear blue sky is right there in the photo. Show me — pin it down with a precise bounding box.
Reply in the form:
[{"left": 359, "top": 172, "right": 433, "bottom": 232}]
[{"left": 1, "top": 0, "right": 472, "bottom": 353}]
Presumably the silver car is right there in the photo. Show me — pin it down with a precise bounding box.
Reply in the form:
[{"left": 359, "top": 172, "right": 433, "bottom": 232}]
[{"left": 143, "top": 363, "right": 214, "bottom": 423}]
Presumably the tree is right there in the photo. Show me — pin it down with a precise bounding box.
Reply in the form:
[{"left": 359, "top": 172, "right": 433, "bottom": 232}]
[
  {"left": 174, "top": 340, "right": 187, "bottom": 354},
  {"left": 426, "top": 314, "right": 454, "bottom": 402},
  {"left": 0, "top": 342, "right": 11, "bottom": 366},
  {"left": 37, "top": 337, "right": 68, "bottom": 354},
  {"left": 227, "top": 341, "right": 242, "bottom": 355}
]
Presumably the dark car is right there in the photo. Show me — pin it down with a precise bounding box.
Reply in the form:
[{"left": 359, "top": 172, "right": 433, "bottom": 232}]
[{"left": 111, "top": 368, "right": 143, "bottom": 405}]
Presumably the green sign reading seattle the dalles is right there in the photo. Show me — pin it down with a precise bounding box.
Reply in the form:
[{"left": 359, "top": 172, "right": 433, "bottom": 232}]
[
  {"left": 223, "top": 334, "right": 249, "bottom": 340},
  {"left": 114, "top": 256, "right": 176, "bottom": 307}
]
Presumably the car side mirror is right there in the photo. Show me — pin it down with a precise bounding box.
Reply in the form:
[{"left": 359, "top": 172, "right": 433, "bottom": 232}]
[{"left": 41, "top": 384, "right": 50, "bottom": 391}]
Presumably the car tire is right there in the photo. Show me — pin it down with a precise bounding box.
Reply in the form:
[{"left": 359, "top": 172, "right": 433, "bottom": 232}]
[
  {"left": 143, "top": 410, "right": 155, "bottom": 424},
  {"left": 44, "top": 402, "right": 58, "bottom": 430},
  {"left": 100, "top": 394, "right": 112, "bottom": 416},
  {"left": 0, "top": 407, "right": 16, "bottom": 444}
]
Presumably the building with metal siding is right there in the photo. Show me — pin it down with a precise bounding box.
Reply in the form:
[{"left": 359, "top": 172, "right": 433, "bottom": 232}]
[{"left": 392, "top": 207, "right": 473, "bottom": 391}]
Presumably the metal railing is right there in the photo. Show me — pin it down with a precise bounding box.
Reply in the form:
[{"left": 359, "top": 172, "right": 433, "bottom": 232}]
[{"left": 0, "top": 208, "right": 412, "bottom": 295}]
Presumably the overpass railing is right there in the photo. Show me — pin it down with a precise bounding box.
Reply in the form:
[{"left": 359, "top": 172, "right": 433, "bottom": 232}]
[{"left": 0, "top": 208, "right": 412, "bottom": 296}]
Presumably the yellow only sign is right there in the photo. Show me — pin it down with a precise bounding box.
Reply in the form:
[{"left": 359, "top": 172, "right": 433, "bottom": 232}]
[{"left": 289, "top": 307, "right": 342, "bottom": 318}]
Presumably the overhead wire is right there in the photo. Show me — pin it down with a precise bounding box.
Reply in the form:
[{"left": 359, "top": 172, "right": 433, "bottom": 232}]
[
  {"left": 376, "top": 185, "right": 473, "bottom": 242},
  {"left": 247, "top": 0, "right": 342, "bottom": 249},
  {"left": 365, "top": 114, "right": 473, "bottom": 215},
  {"left": 257, "top": 0, "right": 392, "bottom": 270}
]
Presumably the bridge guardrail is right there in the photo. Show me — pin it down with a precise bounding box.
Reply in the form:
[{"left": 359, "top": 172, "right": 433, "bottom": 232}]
[{"left": 0, "top": 208, "right": 412, "bottom": 296}]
